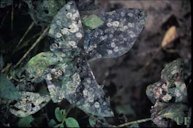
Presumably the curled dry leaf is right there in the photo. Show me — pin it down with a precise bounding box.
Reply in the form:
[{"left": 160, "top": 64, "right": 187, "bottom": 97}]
[
  {"left": 161, "top": 26, "right": 177, "bottom": 48},
  {"left": 146, "top": 59, "right": 191, "bottom": 127}
]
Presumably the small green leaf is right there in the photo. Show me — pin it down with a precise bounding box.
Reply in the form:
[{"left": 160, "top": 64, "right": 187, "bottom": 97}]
[
  {"left": 59, "top": 123, "right": 65, "bottom": 128},
  {"left": 25, "top": 52, "right": 57, "bottom": 79},
  {"left": 82, "top": 14, "right": 104, "bottom": 29},
  {"left": 17, "top": 115, "right": 34, "bottom": 127},
  {"left": 115, "top": 104, "right": 135, "bottom": 116},
  {"left": 88, "top": 117, "right": 96, "bottom": 127},
  {"left": 65, "top": 117, "right": 79, "bottom": 128},
  {"left": 0, "top": 74, "right": 21, "bottom": 100},
  {"left": 48, "top": 119, "right": 57, "bottom": 127},
  {"left": 55, "top": 107, "right": 64, "bottom": 122}
]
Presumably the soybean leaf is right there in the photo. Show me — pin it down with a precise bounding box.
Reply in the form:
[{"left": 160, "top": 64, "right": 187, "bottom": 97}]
[
  {"left": 88, "top": 117, "right": 96, "bottom": 127},
  {"left": 48, "top": 119, "right": 57, "bottom": 127},
  {"left": 65, "top": 117, "right": 80, "bottom": 128},
  {"left": 84, "top": 9, "right": 146, "bottom": 60},
  {"left": 61, "top": 59, "right": 114, "bottom": 117},
  {"left": 10, "top": 92, "right": 50, "bottom": 117},
  {"left": 115, "top": 104, "right": 135, "bottom": 116},
  {"left": 82, "top": 14, "right": 104, "bottom": 29},
  {"left": 55, "top": 107, "right": 64, "bottom": 122},
  {"left": 0, "top": 74, "right": 21, "bottom": 100},
  {"left": 17, "top": 115, "right": 34, "bottom": 127},
  {"left": 48, "top": 1, "right": 84, "bottom": 50},
  {"left": 23, "top": 0, "right": 66, "bottom": 25},
  {"left": 47, "top": 1, "right": 114, "bottom": 117},
  {"left": 0, "top": 0, "right": 12, "bottom": 8},
  {"left": 160, "top": 104, "right": 188, "bottom": 125},
  {"left": 0, "top": 54, "right": 4, "bottom": 70}
]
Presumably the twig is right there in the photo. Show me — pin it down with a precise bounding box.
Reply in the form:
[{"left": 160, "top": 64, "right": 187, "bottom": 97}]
[
  {"left": 13, "top": 31, "right": 41, "bottom": 54},
  {"left": 66, "top": 105, "right": 74, "bottom": 116},
  {"left": 11, "top": 3, "right": 14, "bottom": 31},
  {"left": 14, "top": 27, "right": 49, "bottom": 68},
  {"left": 89, "top": 116, "right": 151, "bottom": 127},
  {"left": 0, "top": 10, "right": 9, "bottom": 27},
  {"left": 16, "top": 22, "right": 35, "bottom": 48},
  {"left": 115, "top": 118, "right": 152, "bottom": 128},
  {"left": 1, "top": 63, "right": 12, "bottom": 73}
]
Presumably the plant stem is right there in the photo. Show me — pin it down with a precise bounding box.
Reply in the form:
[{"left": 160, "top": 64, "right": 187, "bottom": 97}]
[
  {"left": 0, "top": 10, "right": 9, "bottom": 27},
  {"left": 14, "top": 26, "right": 49, "bottom": 68},
  {"left": 115, "top": 118, "right": 152, "bottom": 128},
  {"left": 13, "top": 32, "right": 41, "bottom": 54},
  {"left": 1, "top": 63, "right": 12, "bottom": 73},
  {"left": 16, "top": 22, "right": 35, "bottom": 48},
  {"left": 11, "top": 3, "right": 14, "bottom": 31},
  {"left": 66, "top": 105, "right": 74, "bottom": 117}
]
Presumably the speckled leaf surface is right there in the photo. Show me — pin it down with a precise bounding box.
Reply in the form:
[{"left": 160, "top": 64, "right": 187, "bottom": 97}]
[
  {"left": 10, "top": 0, "right": 146, "bottom": 118},
  {"left": 83, "top": 9, "right": 146, "bottom": 60},
  {"left": 146, "top": 59, "right": 190, "bottom": 127},
  {"left": 10, "top": 92, "right": 50, "bottom": 117},
  {"left": 24, "top": 0, "right": 66, "bottom": 25},
  {"left": 46, "top": 1, "right": 113, "bottom": 117},
  {"left": 48, "top": 1, "right": 84, "bottom": 50},
  {"left": 146, "top": 59, "right": 187, "bottom": 104}
]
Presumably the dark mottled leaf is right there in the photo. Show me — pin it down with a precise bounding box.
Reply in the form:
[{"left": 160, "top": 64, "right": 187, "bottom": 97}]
[
  {"left": 115, "top": 104, "right": 135, "bottom": 116},
  {"left": 47, "top": 1, "right": 113, "bottom": 117},
  {"left": 23, "top": 0, "right": 66, "bottom": 25},
  {"left": 159, "top": 104, "right": 188, "bottom": 125},
  {"left": 17, "top": 115, "right": 34, "bottom": 127},
  {"left": 88, "top": 117, "right": 96, "bottom": 127},
  {"left": 63, "top": 59, "right": 114, "bottom": 117},
  {"left": 9, "top": 92, "right": 50, "bottom": 117},
  {"left": 0, "top": 0, "right": 12, "bottom": 8},
  {"left": 0, "top": 74, "right": 21, "bottom": 100},
  {"left": 76, "top": 0, "right": 97, "bottom": 12},
  {"left": 84, "top": 9, "right": 146, "bottom": 60},
  {"left": 48, "top": 119, "right": 57, "bottom": 127},
  {"left": 48, "top": 1, "right": 84, "bottom": 51},
  {"left": 0, "top": 54, "right": 4, "bottom": 70}
]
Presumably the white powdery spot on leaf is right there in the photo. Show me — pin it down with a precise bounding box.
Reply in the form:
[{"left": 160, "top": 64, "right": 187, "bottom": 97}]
[
  {"left": 83, "top": 8, "right": 146, "bottom": 60},
  {"left": 48, "top": 1, "right": 83, "bottom": 50},
  {"left": 10, "top": 92, "right": 50, "bottom": 117}
]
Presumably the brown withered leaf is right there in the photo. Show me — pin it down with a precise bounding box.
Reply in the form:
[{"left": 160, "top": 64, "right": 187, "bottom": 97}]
[{"left": 161, "top": 26, "right": 177, "bottom": 48}]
